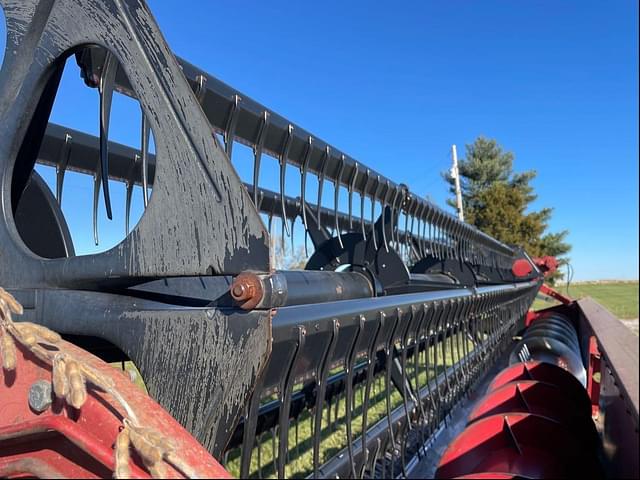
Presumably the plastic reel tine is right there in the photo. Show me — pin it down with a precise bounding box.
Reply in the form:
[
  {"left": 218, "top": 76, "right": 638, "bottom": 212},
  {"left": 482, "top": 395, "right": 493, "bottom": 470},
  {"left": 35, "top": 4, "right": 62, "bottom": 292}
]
[
  {"left": 316, "top": 146, "right": 330, "bottom": 231},
  {"left": 426, "top": 204, "right": 434, "bottom": 258},
  {"left": 400, "top": 425, "right": 409, "bottom": 478},
  {"left": 348, "top": 163, "right": 359, "bottom": 229},
  {"left": 270, "top": 427, "right": 277, "bottom": 476},
  {"left": 388, "top": 183, "right": 395, "bottom": 249},
  {"left": 444, "top": 214, "right": 452, "bottom": 259},
  {"left": 345, "top": 315, "right": 365, "bottom": 479},
  {"left": 399, "top": 186, "right": 409, "bottom": 245},
  {"left": 452, "top": 221, "right": 461, "bottom": 259},
  {"left": 399, "top": 307, "right": 414, "bottom": 430},
  {"left": 416, "top": 203, "right": 424, "bottom": 258},
  {"left": 451, "top": 217, "right": 459, "bottom": 259},
  {"left": 92, "top": 167, "right": 101, "bottom": 246},
  {"left": 452, "top": 299, "right": 465, "bottom": 396},
  {"left": 441, "top": 301, "right": 452, "bottom": 406},
  {"left": 438, "top": 211, "right": 446, "bottom": 260},
  {"left": 436, "top": 209, "right": 444, "bottom": 260},
  {"left": 385, "top": 308, "right": 402, "bottom": 466},
  {"left": 140, "top": 110, "right": 151, "bottom": 208},
  {"left": 411, "top": 304, "right": 428, "bottom": 448},
  {"left": 431, "top": 302, "right": 446, "bottom": 422},
  {"left": 239, "top": 366, "right": 266, "bottom": 479},
  {"left": 98, "top": 51, "right": 116, "bottom": 220},
  {"left": 453, "top": 222, "right": 462, "bottom": 260},
  {"left": 460, "top": 226, "right": 467, "bottom": 261},
  {"left": 408, "top": 199, "right": 416, "bottom": 259},
  {"left": 441, "top": 215, "right": 449, "bottom": 258},
  {"left": 459, "top": 298, "right": 472, "bottom": 380},
  {"left": 391, "top": 185, "right": 402, "bottom": 246},
  {"left": 366, "top": 438, "right": 382, "bottom": 479},
  {"left": 360, "top": 169, "right": 370, "bottom": 242},
  {"left": 422, "top": 302, "right": 439, "bottom": 439},
  {"left": 193, "top": 74, "right": 207, "bottom": 105},
  {"left": 334, "top": 390, "right": 341, "bottom": 431},
  {"left": 430, "top": 209, "right": 438, "bottom": 260},
  {"left": 300, "top": 136, "right": 313, "bottom": 237},
  {"left": 447, "top": 301, "right": 458, "bottom": 391},
  {"left": 403, "top": 196, "right": 412, "bottom": 259},
  {"left": 359, "top": 311, "right": 384, "bottom": 479},
  {"left": 426, "top": 206, "right": 433, "bottom": 258},
  {"left": 442, "top": 215, "right": 451, "bottom": 258},
  {"left": 449, "top": 217, "right": 457, "bottom": 259},
  {"left": 462, "top": 227, "right": 468, "bottom": 262},
  {"left": 395, "top": 185, "right": 409, "bottom": 245},
  {"left": 313, "top": 319, "right": 339, "bottom": 479},
  {"left": 370, "top": 176, "right": 381, "bottom": 250},
  {"left": 268, "top": 199, "right": 276, "bottom": 237},
  {"left": 253, "top": 111, "right": 269, "bottom": 206},
  {"left": 55, "top": 133, "right": 72, "bottom": 205},
  {"left": 125, "top": 154, "right": 140, "bottom": 234},
  {"left": 424, "top": 204, "right": 432, "bottom": 258},
  {"left": 277, "top": 326, "right": 306, "bottom": 479},
  {"left": 381, "top": 180, "right": 392, "bottom": 252},
  {"left": 422, "top": 303, "right": 437, "bottom": 434},
  {"left": 417, "top": 204, "right": 424, "bottom": 257},
  {"left": 279, "top": 125, "right": 294, "bottom": 237},
  {"left": 334, "top": 156, "right": 346, "bottom": 249},
  {"left": 423, "top": 205, "right": 430, "bottom": 257},
  {"left": 258, "top": 189, "right": 264, "bottom": 211},
  {"left": 457, "top": 221, "right": 465, "bottom": 260},
  {"left": 224, "top": 94, "right": 240, "bottom": 159}
]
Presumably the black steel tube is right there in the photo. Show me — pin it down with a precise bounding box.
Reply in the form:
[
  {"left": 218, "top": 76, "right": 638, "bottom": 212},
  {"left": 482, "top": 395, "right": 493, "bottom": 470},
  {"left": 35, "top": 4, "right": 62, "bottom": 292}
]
[
  {"left": 231, "top": 270, "right": 374, "bottom": 309},
  {"left": 278, "top": 270, "right": 374, "bottom": 306}
]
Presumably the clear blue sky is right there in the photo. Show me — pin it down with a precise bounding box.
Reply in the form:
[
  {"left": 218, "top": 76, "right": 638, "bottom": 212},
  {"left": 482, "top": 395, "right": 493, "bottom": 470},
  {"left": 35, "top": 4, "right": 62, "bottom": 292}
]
[{"left": 1, "top": 1, "right": 638, "bottom": 280}]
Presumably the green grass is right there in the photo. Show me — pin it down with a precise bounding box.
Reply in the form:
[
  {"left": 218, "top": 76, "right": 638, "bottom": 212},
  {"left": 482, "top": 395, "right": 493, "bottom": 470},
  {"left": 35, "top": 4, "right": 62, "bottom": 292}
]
[
  {"left": 223, "top": 336, "right": 475, "bottom": 478},
  {"left": 532, "top": 281, "right": 639, "bottom": 319}
]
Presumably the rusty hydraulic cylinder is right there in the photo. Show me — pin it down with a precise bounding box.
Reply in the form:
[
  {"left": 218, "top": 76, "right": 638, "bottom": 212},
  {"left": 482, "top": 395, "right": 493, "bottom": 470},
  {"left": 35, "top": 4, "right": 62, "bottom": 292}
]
[{"left": 231, "top": 270, "right": 374, "bottom": 310}]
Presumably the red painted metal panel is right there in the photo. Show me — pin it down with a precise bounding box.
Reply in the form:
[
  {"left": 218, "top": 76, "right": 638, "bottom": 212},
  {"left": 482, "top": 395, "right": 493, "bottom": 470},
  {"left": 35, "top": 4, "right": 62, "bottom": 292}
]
[
  {"left": 538, "top": 284, "right": 572, "bottom": 306},
  {"left": 0, "top": 338, "right": 231, "bottom": 479},
  {"left": 435, "top": 413, "right": 600, "bottom": 479},
  {"left": 487, "top": 361, "right": 585, "bottom": 397},
  {"left": 469, "top": 380, "right": 591, "bottom": 425},
  {"left": 586, "top": 335, "right": 602, "bottom": 417}
]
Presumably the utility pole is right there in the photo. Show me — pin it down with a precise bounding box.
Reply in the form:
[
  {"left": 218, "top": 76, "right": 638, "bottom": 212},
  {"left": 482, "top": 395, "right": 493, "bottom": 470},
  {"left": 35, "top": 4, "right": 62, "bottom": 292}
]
[{"left": 451, "top": 144, "right": 465, "bottom": 221}]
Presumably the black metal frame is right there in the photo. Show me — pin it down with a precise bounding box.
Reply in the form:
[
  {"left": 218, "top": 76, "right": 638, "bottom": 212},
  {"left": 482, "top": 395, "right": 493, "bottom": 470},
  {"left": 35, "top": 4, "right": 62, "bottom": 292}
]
[{"left": 0, "top": 0, "right": 543, "bottom": 476}]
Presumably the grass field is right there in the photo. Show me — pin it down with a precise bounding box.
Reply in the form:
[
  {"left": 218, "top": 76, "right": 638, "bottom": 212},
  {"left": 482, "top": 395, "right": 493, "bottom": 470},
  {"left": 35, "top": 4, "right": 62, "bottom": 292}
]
[{"left": 533, "top": 281, "right": 639, "bottom": 319}]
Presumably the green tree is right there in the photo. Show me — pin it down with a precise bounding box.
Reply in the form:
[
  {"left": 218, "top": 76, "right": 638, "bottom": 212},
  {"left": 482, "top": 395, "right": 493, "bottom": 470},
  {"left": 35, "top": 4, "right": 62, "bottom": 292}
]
[{"left": 444, "top": 137, "right": 571, "bottom": 282}]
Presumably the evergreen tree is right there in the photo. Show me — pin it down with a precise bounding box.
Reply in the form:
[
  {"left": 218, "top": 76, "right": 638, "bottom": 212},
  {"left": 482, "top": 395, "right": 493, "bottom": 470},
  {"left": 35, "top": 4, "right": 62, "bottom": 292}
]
[{"left": 444, "top": 137, "right": 571, "bottom": 282}]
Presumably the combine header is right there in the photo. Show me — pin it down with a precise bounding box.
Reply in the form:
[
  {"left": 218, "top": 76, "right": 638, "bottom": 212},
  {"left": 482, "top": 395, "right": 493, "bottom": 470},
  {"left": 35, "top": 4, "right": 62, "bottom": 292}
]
[{"left": 0, "top": 0, "right": 637, "bottom": 478}]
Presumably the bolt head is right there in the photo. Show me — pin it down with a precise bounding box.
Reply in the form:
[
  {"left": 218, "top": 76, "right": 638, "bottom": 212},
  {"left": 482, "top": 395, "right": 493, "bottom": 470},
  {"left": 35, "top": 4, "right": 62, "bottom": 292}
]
[
  {"left": 231, "top": 283, "right": 246, "bottom": 298},
  {"left": 28, "top": 380, "right": 53, "bottom": 413}
]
